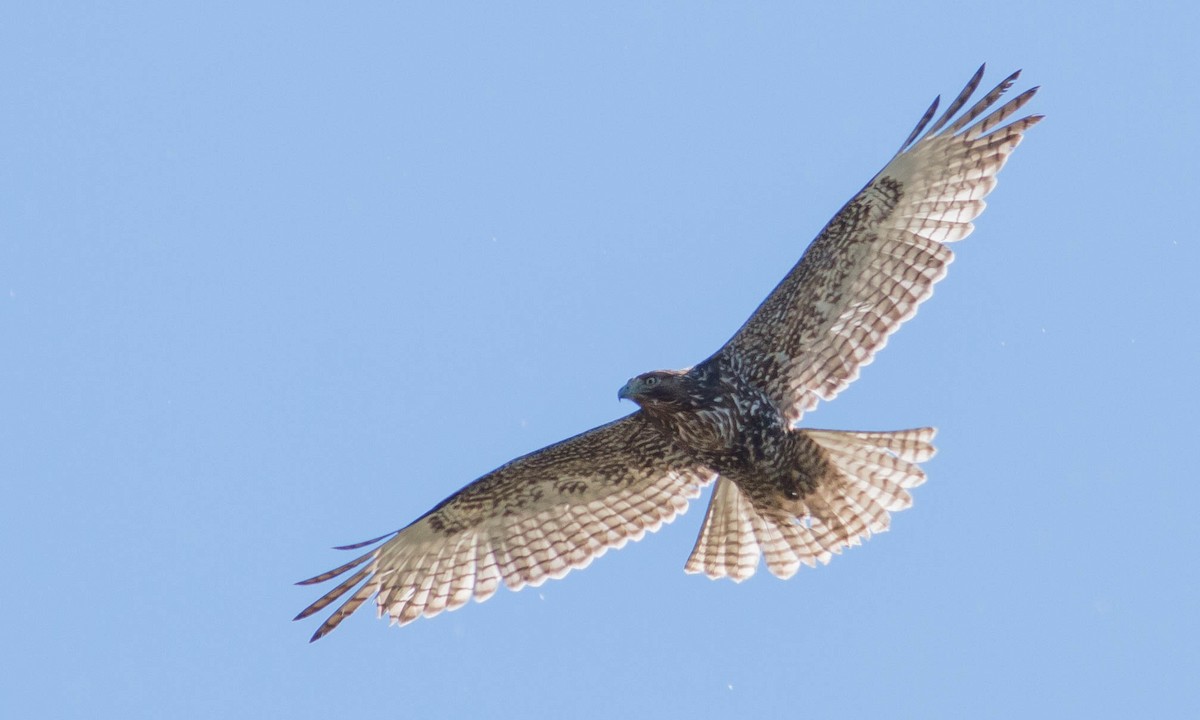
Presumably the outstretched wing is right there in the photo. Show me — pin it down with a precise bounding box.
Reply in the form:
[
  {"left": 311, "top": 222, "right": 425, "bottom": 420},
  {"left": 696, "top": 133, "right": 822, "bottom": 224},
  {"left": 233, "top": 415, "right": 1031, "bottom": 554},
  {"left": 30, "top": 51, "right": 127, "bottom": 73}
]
[
  {"left": 294, "top": 413, "right": 715, "bottom": 641},
  {"left": 709, "top": 66, "right": 1042, "bottom": 423}
]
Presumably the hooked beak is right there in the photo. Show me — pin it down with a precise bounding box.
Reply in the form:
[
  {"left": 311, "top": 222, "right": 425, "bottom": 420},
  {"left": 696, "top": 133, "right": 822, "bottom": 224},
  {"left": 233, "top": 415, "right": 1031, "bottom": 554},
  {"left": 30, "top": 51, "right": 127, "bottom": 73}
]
[{"left": 617, "top": 380, "right": 635, "bottom": 401}]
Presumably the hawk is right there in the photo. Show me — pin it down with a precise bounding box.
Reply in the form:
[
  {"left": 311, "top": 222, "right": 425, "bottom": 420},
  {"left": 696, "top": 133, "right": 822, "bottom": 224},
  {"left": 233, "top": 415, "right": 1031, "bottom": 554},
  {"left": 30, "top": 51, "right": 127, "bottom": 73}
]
[{"left": 296, "top": 66, "right": 1041, "bottom": 641}]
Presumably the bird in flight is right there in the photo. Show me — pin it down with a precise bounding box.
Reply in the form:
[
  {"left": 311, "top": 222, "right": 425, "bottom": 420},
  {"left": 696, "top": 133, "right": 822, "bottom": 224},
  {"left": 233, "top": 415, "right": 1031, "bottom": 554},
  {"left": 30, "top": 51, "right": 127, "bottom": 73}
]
[{"left": 296, "top": 66, "right": 1041, "bottom": 641}]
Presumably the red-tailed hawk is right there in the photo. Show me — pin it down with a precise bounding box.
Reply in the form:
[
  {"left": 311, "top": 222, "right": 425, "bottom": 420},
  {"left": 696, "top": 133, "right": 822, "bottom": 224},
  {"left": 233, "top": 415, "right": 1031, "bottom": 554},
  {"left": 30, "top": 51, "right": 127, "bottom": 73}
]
[{"left": 296, "top": 66, "right": 1041, "bottom": 641}]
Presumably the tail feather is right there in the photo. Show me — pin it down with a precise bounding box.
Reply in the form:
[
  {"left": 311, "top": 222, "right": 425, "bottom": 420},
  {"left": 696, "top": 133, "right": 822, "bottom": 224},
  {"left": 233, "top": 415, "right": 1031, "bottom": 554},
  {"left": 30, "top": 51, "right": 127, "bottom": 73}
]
[
  {"left": 748, "top": 506, "right": 801, "bottom": 579},
  {"left": 805, "top": 427, "right": 936, "bottom": 463},
  {"left": 809, "top": 474, "right": 882, "bottom": 544},
  {"left": 684, "top": 427, "right": 936, "bottom": 581},
  {"left": 684, "top": 478, "right": 761, "bottom": 580},
  {"left": 775, "top": 513, "right": 830, "bottom": 569}
]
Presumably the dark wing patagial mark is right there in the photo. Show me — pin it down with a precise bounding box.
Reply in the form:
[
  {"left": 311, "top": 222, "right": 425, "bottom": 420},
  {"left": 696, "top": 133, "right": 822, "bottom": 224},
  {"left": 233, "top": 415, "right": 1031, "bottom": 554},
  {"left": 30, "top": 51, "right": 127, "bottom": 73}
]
[
  {"left": 296, "top": 66, "right": 1041, "bottom": 640},
  {"left": 295, "top": 412, "right": 716, "bottom": 640},
  {"left": 706, "top": 66, "right": 1042, "bottom": 423}
]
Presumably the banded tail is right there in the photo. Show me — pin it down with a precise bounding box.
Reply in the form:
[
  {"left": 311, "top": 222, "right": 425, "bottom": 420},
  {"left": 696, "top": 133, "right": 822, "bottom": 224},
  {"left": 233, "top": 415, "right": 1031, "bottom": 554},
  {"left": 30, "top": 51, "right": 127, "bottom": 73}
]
[{"left": 684, "top": 427, "right": 936, "bottom": 580}]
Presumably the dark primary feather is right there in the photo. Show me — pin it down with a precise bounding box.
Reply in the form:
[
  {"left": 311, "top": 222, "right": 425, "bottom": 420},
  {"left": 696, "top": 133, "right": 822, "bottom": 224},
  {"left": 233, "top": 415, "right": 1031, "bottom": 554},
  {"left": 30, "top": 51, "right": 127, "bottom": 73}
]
[
  {"left": 296, "top": 67, "right": 1041, "bottom": 640},
  {"left": 296, "top": 414, "right": 715, "bottom": 641},
  {"left": 707, "top": 66, "right": 1042, "bottom": 423}
]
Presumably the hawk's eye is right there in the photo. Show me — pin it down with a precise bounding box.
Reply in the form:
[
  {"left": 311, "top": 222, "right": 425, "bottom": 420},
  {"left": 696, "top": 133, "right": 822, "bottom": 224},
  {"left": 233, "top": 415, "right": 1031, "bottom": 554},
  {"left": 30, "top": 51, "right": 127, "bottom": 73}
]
[{"left": 644, "top": 376, "right": 659, "bottom": 387}]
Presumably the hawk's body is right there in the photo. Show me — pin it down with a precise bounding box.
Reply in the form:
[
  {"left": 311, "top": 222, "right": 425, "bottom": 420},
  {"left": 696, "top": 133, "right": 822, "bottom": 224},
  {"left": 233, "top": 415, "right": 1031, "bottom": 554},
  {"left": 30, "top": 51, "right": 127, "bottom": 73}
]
[{"left": 296, "top": 66, "right": 1041, "bottom": 641}]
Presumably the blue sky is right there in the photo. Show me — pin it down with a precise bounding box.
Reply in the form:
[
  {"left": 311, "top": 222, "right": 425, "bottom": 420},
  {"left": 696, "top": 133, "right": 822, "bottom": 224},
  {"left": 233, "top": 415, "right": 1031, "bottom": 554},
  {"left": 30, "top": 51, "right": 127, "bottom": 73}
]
[{"left": 3, "top": 3, "right": 1198, "bottom": 718}]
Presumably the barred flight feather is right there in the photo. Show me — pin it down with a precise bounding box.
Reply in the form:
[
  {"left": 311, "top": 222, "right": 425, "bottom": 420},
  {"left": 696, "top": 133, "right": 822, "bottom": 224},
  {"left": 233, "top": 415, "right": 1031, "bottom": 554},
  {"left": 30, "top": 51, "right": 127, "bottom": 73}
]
[
  {"left": 297, "top": 68, "right": 1037, "bottom": 640},
  {"left": 713, "top": 67, "right": 1041, "bottom": 423},
  {"left": 684, "top": 428, "right": 937, "bottom": 581}
]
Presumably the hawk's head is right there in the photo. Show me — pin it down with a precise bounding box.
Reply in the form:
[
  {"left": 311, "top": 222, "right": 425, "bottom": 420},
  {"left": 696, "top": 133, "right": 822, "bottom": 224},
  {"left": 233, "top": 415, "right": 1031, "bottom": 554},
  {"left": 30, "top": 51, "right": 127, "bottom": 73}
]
[{"left": 618, "top": 370, "right": 693, "bottom": 411}]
